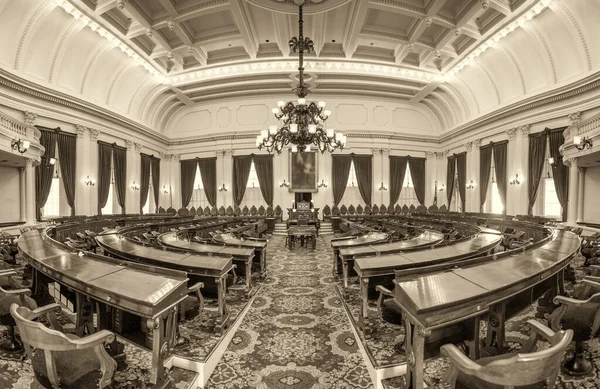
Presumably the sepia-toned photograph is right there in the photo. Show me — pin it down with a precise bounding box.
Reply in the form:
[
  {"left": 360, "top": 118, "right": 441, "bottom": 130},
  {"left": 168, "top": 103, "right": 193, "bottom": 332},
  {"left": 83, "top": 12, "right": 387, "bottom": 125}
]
[{"left": 290, "top": 151, "right": 317, "bottom": 192}]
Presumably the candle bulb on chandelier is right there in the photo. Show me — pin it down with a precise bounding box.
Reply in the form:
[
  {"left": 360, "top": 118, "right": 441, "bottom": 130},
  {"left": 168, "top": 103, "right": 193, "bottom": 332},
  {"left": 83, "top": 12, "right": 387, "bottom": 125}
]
[
  {"left": 269, "top": 125, "right": 277, "bottom": 135},
  {"left": 326, "top": 128, "right": 334, "bottom": 138},
  {"left": 290, "top": 123, "right": 298, "bottom": 133},
  {"left": 308, "top": 124, "right": 317, "bottom": 134}
]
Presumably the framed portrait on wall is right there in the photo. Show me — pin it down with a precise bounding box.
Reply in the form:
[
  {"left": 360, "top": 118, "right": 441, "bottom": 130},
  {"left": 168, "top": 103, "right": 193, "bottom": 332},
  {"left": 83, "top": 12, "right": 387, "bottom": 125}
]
[{"left": 289, "top": 150, "right": 318, "bottom": 192}]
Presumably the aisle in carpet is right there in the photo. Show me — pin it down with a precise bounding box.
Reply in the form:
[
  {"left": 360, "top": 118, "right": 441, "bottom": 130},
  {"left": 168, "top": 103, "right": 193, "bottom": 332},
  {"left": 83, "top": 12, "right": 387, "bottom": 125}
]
[{"left": 206, "top": 235, "right": 373, "bottom": 388}]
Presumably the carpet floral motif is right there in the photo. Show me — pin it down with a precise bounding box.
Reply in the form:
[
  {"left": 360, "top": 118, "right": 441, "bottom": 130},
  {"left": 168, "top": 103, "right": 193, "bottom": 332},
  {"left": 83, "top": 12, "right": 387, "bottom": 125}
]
[{"left": 205, "top": 235, "right": 374, "bottom": 388}]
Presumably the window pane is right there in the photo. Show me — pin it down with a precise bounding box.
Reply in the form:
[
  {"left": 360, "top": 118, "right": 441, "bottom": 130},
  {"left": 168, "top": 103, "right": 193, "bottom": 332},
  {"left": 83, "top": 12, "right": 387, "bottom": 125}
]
[
  {"left": 246, "top": 161, "right": 260, "bottom": 188},
  {"left": 193, "top": 167, "right": 203, "bottom": 190},
  {"left": 397, "top": 164, "right": 418, "bottom": 207},
  {"left": 490, "top": 182, "right": 504, "bottom": 214},
  {"left": 102, "top": 184, "right": 114, "bottom": 215},
  {"left": 43, "top": 178, "right": 60, "bottom": 217},
  {"left": 544, "top": 178, "right": 561, "bottom": 217},
  {"left": 347, "top": 161, "right": 358, "bottom": 187}
]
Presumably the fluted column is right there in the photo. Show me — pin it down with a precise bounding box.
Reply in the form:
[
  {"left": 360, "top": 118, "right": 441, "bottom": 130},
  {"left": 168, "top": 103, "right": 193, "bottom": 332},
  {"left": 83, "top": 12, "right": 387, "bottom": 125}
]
[
  {"left": 171, "top": 154, "right": 181, "bottom": 209},
  {"left": 19, "top": 167, "right": 26, "bottom": 222},
  {"left": 216, "top": 150, "right": 224, "bottom": 207},
  {"left": 577, "top": 167, "right": 585, "bottom": 223},
  {"left": 223, "top": 150, "right": 233, "bottom": 207},
  {"left": 25, "top": 158, "right": 35, "bottom": 223},
  {"left": 566, "top": 158, "right": 579, "bottom": 223},
  {"left": 89, "top": 129, "right": 99, "bottom": 215}
]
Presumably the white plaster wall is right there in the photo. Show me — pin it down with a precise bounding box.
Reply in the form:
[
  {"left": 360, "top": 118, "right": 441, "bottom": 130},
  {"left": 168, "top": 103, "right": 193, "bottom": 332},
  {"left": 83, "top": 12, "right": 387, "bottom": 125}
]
[
  {"left": 0, "top": 166, "right": 21, "bottom": 223},
  {"left": 583, "top": 166, "right": 600, "bottom": 224}
]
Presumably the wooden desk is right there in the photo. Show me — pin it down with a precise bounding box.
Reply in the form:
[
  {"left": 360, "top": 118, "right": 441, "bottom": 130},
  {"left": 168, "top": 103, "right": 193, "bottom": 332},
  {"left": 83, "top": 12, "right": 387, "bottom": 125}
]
[
  {"left": 330, "top": 232, "right": 389, "bottom": 277},
  {"left": 212, "top": 232, "right": 268, "bottom": 277},
  {"left": 18, "top": 228, "right": 189, "bottom": 388},
  {"left": 95, "top": 231, "right": 234, "bottom": 334},
  {"left": 158, "top": 231, "right": 259, "bottom": 297},
  {"left": 287, "top": 226, "right": 317, "bottom": 249},
  {"left": 393, "top": 230, "right": 580, "bottom": 389},
  {"left": 353, "top": 231, "right": 502, "bottom": 334}
]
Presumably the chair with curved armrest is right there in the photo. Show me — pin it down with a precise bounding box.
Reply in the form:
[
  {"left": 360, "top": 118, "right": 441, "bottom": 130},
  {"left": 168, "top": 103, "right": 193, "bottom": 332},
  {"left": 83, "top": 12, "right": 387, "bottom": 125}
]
[
  {"left": 0, "top": 269, "right": 37, "bottom": 357},
  {"left": 11, "top": 303, "right": 117, "bottom": 389},
  {"left": 441, "top": 320, "right": 573, "bottom": 389},
  {"left": 548, "top": 277, "right": 600, "bottom": 376}
]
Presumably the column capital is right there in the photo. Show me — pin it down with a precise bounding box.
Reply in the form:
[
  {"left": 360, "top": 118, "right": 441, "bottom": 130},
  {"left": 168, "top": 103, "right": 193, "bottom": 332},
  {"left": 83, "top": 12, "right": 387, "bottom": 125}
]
[
  {"left": 568, "top": 111, "right": 581, "bottom": 124},
  {"left": 90, "top": 129, "right": 100, "bottom": 141},
  {"left": 76, "top": 125, "right": 86, "bottom": 138},
  {"left": 506, "top": 128, "right": 517, "bottom": 140},
  {"left": 125, "top": 140, "right": 134, "bottom": 149},
  {"left": 224, "top": 150, "right": 233, "bottom": 157},
  {"left": 579, "top": 166, "right": 586, "bottom": 175},
  {"left": 443, "top": 150, "right": 449, "bottom": 157},
  {"left": 426, "top": 151, "right": 435, "bottom": 159},
  {"left": 172, "top": 154, "right": 180, "bottom": 161},
  {"left": 25, "top": 158, "right": 35, "bottom": 167},
  {"left": 435, "top": 151, "right": 444, "bottom": 159},
  {"left": 23, "top": 111, "right": 37, "bottom": 126},
  {"left": 519, "top": 124, "right": 530, "bottom": 137},
  {"left": 134, "top": 142, "right": 143, "bottom": 153},
  {"left": 158, "top": 152, "right": 166, "bottom": 159},
  {"left": 18, "top": 167, "right": 25, "bottom": 174},
  {"left": 564, "top": 157, "right": 578, "bottom": 167},
  {"left": 464, "top": 142, "right": 473, "bottom": 152},
  {"left": 473, "top": 139, "right": 482, "bottom": 149}
]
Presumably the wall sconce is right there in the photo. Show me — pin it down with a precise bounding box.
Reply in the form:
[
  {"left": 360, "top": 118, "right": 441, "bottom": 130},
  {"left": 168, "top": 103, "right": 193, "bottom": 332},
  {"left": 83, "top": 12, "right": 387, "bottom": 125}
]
[
  {"left": 548, "top": 157, "right": 555, "bottom": 166},
  {"left": 280, "top": 179, "right": 290, "bottom": 188},
  {"left": 574, "top": 136, "right": 592, "bottom": 151},
  {"left": 466, "top": 180, "right": 475, "bottom": 189},
  {"left": 162, "top": 185, "right": 169, "bottom": 194},
  {"left": 378, "top": 182, "right": 387, "bottom": 191},
  {"left": 318, "top": 179, "right": 327, "bottom": 188},
  {"left": 84, "top": 175, "right": 95, "bottom": 186},
  {"left": 131, "top": 181, "right": 140, "bottom": 190},
  {"left": 46, "top": 157, "right": 56, "bottom": 167},
  {"left": 11, "top": 139, "right": 30, "bottom": 154},
  {"left": 509, "top": 174, "right": 520, "bottom": 185},
  {"left": 218, "top": 183, "right": 228, "bottom": 192},
  {"left": 438, "top": 184, "right": 445, "bottom": 192}
]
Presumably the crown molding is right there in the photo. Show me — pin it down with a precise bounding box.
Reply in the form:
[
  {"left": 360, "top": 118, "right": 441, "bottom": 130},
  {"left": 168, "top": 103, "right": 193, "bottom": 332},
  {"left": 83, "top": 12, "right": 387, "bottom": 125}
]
[{"left": 0, "top": 68, "right": 168, "bottom": 145}]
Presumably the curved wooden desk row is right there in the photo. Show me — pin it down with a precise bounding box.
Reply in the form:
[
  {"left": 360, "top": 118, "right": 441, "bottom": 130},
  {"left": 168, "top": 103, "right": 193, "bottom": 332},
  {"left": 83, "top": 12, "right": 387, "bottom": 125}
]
[
  {"left": 18, "top": 228, "right": 189, "bottom": 388},
  {"left": 393, "top": 229, "right": 580, "bottom": 389},
  {"left": 158, "top": 230, "right": 265, "bottom": 297},
  {"left": 95, "top": 230, "right": 234, "bottom": 334}
]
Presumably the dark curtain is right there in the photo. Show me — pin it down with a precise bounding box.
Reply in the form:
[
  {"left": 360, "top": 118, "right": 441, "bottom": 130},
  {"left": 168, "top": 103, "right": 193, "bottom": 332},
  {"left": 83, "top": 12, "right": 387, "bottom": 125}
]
[
  {"left": 233, "top": 156, "right": 253, "bottom": 207},
  {"left": 528, "top": 133, "right": 547, "bottom": 215},
  {"left": 549, "top": 128, "right": 569, "bottom": 221},
  {"left": 35, "top": 129, "right": 58, "bottom": 220},
  {"left": 180, "top": 159, "right": 198, "bottom": 208},
  {"left": 151, "top": 157, "right": 160, "bottom": 211},
  {"left": 492, "top": 142, "right": 508, "bottom": 214},
  {"left": 113, "top": 146, "right": 127, "bottom": 214},
  {"left": 139, "top": 154, "right": 151, "bottom": 214},
  {"left": 408, "top": 158, "right": 426, "bottom": 205},
  {"left": 479, "top": 145, "right": 493, "bottom": 212},
  {"left": 389, "top": 157, "right": 408, "bottom": 205},
  {"left": 57, "top": 132, "right": 76, "bottom": 216},
  {"left": 97, "top": 143, "right": 113, "bottom": 214},
  {"left": 446, "top": 155, "right": 456, "bottom": 207},
  {"left": 352, "top": 154, "right": 372, "bottom": 205},
  {"left": 332, "top": 155, "right": 352, "bottom": 205},
  {"left": 456, "top": 153, "right": 467, "bottom": 212},
  {"left": 254, "top": 155, "right": 274, "bottom": 206},
  {"left": 198, "top": 158, "right": 217, "bottom": 207}
]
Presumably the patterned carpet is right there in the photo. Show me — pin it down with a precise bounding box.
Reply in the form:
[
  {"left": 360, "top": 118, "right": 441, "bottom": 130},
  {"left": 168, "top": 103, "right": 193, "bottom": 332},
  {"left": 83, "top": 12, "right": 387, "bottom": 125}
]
[{"left": 205, "top": 235, "right": 374, "bottom": 388}]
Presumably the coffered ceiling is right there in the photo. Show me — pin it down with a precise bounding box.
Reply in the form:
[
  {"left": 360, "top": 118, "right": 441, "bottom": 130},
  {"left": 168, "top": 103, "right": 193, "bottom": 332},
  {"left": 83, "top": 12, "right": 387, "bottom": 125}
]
[{"left": 0, "top": 0, "right": 598, "bottom": 137}]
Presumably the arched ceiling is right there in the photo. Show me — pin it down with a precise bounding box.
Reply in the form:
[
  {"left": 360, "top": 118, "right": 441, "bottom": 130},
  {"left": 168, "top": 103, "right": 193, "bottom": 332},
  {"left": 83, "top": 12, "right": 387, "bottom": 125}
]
[{"left": 0, "top": 0, "right": 598, "bottom": 138}]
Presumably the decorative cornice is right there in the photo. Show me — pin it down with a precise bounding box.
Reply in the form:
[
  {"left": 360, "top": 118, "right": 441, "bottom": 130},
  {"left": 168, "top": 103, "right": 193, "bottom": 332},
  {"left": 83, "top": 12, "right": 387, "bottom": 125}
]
[{"left": 23, "top": 111, "right": 37, "bottom": 126}]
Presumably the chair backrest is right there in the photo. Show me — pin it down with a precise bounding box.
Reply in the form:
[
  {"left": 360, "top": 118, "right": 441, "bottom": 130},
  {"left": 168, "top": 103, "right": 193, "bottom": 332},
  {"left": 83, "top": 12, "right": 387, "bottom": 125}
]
[
  {"left": 472, "top": 327, "right": 572, "bottom": 387},
  {"left": 275, "top": 205, "right": 282, "bottom": 215},
  {"left": 218, "top": 206, "right": 226, "bottom": 216},
  {"left": 340, "top": 205, "right": 347, "bottom": 215},
  {"left": 258, "top": 205, "right": 265, "bottom": 215},
  {"left": 323, "top": 205, "right": 331, "bottom": 216},
  {"left": 178, "top": 207, "right": 189, "bottom": 216},
  {"left": 11, "top": 304, "right": 117, "bottom": 389},
  {"left": 197, "top": 207, "right": 204, "bottom": 216},
  {"left": 348, "top": 204, "right": 355, "bottom": 215},
  {"left": 372, "top": 204, "right": 379, "bottom": 214}
]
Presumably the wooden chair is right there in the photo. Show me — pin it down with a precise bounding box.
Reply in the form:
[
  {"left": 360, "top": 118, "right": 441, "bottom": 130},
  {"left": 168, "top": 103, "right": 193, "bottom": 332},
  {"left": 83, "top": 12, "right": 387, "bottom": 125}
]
[
  {"left": 0, "top": 269, "right": 36, "bottom": 356},
  {"left": 441, "top": 320, "right": 573, "bottom": 389},
  {"left": 548, "top": 276, "right": 600, "bottom": 376},
  {"left": 11, "top": 303, "right": 117, "bottom": 389}
]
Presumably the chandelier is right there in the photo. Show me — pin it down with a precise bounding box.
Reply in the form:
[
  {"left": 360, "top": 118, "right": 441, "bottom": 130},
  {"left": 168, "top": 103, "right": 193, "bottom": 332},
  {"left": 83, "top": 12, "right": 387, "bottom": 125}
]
[{"left": 256, "top": 1, "right": 346, "bottom": 154}]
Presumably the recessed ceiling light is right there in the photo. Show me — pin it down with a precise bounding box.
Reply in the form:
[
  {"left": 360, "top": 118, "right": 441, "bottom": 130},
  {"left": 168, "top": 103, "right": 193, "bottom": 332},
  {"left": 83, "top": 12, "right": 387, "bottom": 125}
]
[
  {"left": 266, "top": 39, "right": 270, "bottom": 42},
  {"left": 332, "top": 40, "right": 336, "bottom": 43}
]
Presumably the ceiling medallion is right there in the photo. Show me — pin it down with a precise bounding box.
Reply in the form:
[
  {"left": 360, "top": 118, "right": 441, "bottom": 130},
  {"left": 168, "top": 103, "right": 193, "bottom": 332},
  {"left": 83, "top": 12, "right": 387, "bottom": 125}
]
[
  {"left": 244, "top": 0, "right": 352, "bottom": 15},
  {"left": 256, "top": 2, "right": 346, "bottom": 154}
]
